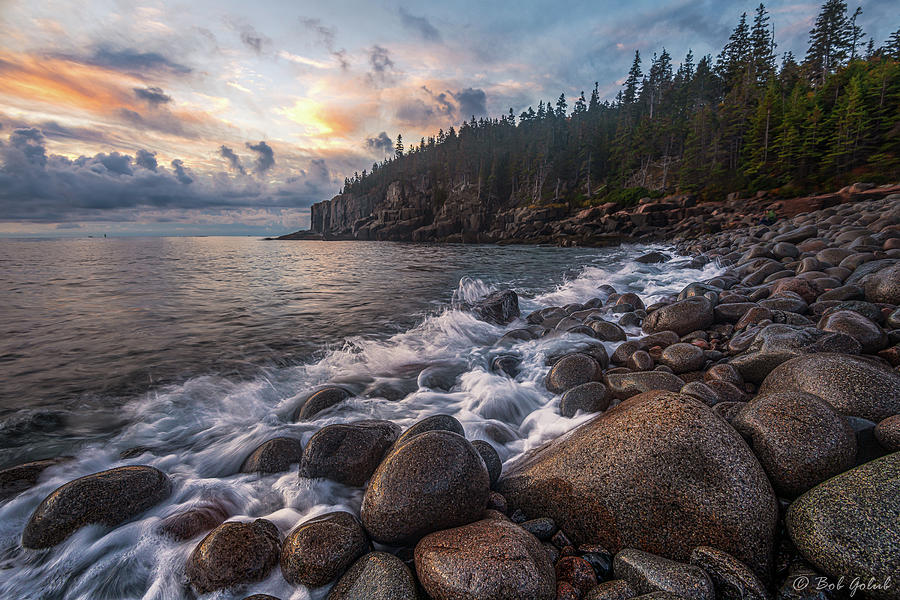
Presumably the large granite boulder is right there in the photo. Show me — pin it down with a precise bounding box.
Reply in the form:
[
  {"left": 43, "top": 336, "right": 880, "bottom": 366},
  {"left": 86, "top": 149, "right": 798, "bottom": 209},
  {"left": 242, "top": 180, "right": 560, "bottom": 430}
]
[
  {"left": 786, "top": 452, "right": 900, "bottom": 600},
  {"left": 472, "top": 290, "right": 521, "bottom": 325},
  {"left": 874, "top": 415, "right": 900, "bottom": 451},
  {"left": 281, "top": 511, "right": 370, "bottom": 587},
  {"left": 642, "top": 297, "right": 714, "bottom": 337},
  {"left": 733, "top": 392, "right": 857, "bottom": 497},
  {"left": 22, "top": 465, "right": 172, "bottom": 548},
  {"left": 240, "top": 437, "right": 303, "bottom": 474},
  {"left": 186, "top": 519, "right": 281, "bottom": 594},
  {"left": 299, "top": 420, "right": 400, "bottom": 486},
  {"left": 728, "top": 325, "right": 861, "bottom": 383},
  {"left": 759, "top": 353, "right": 900, "bottom": 422},
  {"left": 394, "top": 414, "right": 464, "bottom": 447},
  {"left": 560, "top": 382, "right": 610, "bottom": 417},
  {"left": 158, "top": 500, "right": 230, "bottom": 541},
  {"left": 361, "top": 430, "right": 490, "bottom": 545},
  {"left": 327, "top": 551, "right": 418, "bottom": 600},
  {"left": 496, "top": 392, "right": 777, "bottom": 580},
  {"left": 414, "top": 518, "right": 556, "bottom": 600},
  {"left": 613, "top": 549, "right": 714, "bottom": 600},
  {"left": 659, "top": 343, "right": 705, "bottom": 374},
  {"left": 817, "top": 310, "right": 888, "bottom": 354}
]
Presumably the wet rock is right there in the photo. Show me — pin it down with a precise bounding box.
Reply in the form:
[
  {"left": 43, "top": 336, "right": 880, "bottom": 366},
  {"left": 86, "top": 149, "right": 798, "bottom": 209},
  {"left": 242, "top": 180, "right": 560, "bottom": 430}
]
[
  {"left": 728, "top": 325, "right": 861, "bottom": 384},
  {"left": 158, "top": 501, "right": 229, "bottom": 541},
  {"left": 414, "top": 518, "right": 555, "bottom": 600},
  {"left": 0, "top": 457, "right": 69, "bottom": 501},
  {"left": 714, "top": 303, "right": 758, "bottom": 323},
  {"left": 863, "top": 261, "right": 900, "bottom": 304},
  {"left": 704, "top": 380, "right": 747, "bottom": 403},
  {"left": 395, "top": 414, "right": 465, "bottom": 446},
  {"left": 560, "top": 382, "right": 610, "bottom": 418},
  {"left": 281, "top": 511, "right": 370, "bottom": 587},
  {"left": 491, "top": 354, "right": 521, "bottom": 377},
  {"left": 487, "top": 491, "right": 508, "bottom": 513},
  {"left": 642, "top": 297, "right": 714, "bottom": 337},
  {"left": 636, "top": 252, "right": 670, "bottom": 264},
  {"left": 591, "top": 320, "right": 628, "bottom": 342},
  {"left": 759, "top": 353, "right": 900, "bottom": 422},
  {"left": 186, "top": 519, "right": 281, "bottom": 594},
  {"left": 472, "top": 440, "right": 502, "bottom": 486},
  {"left": 546, "top": 353, "right": 604, "bottom": 394},
  {"left": 628, "top": 350, "right": 655, "bottom": 371},
  {"left": 659, "top": 344, "right": 705, "bottom": 374},
  {"left": 585, "top": 579, "right": 637, "bottom": 600},
  {"left": 704, "top": 364, "right": 743, "bottom": 386},
  {"left": 556, "top": 556, "right": 598, "bottom": 597},
  {"left": 299, "top": 420, "right": 400, "bottom": 487},
  {"left": 786, "top": 452, "right": 900, "bottom": 600},
  {"left": 758, "top": 292, "right": 808, "bottom": 314},
  {"left": 496, "top": 392, "right": 777, "bottom": 579},
  {"left": 240, "top": 437, "right": 303, "bottom": 474},
  {"left": 769, "top": 278, "right": 819, "bottom": 304},
  {"left": 327, "top": 551, "right": 418, "bottom": 600},
  {"left": 688, "top": 546, "right": 769, "bottom": 600},
  {"left": 242, "top": 595, "right": 281, "bottom": 600},
  {"left": 22, "top": 465, "right": 172, "bottom": 549},
  {"left": 679, "top": 382, "right": 719, "bottom": 406},
  {"left": 817, "top": 310, "right": 887, "bottom": 354},
  {"left": 521, "top": 517, "right": 557, "bottom": 540},
  {"left": 606, "top": 372, "right": 686, "bottom": 400},
  {"left": 295, "top": 386, "right": 353, "bottom": 421},
  {"left": 472, "top": 290, "right": 521, "bottom": 325},
  {"left": 361, "top": 430, "right": 489, "bottom": 545},
  {"left": 613, "top": 549, "right": 714, "bottom": 600},
  {"left": 874, "top": 415, "right": 900, "bottom": 451}
]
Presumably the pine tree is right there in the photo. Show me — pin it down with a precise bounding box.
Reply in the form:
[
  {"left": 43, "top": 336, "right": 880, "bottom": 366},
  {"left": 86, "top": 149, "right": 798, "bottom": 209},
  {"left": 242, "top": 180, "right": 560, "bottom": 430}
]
[
  {"left": 718, "top": 12, "right": 751, "bottom": 89},
  {"left": 395, "top": 134, "right": 404, "bottom": 159},
  {"left": 804, "top": 0, "right": 851, "bottom": 85},
  {"left": 847, "top": 6, "right": 865, "bottom": 61},
  {"left": 750, "top": 4, "right": 776, "bottom": 85},
  {"left": 885, "top": 27, "right": 900, "bottom": 60},
  {"left": 623, "top": 51, "right": 643, "bottom": 104},
  {"left": 556, "top": 93, "right": 568, "bottom": 118}
]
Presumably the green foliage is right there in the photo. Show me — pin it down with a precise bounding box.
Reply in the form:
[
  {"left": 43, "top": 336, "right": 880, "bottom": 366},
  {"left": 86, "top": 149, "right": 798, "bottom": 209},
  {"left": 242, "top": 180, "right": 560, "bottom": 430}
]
[{"left": 342, "top": 2, "right": 900, "bottom": 206}]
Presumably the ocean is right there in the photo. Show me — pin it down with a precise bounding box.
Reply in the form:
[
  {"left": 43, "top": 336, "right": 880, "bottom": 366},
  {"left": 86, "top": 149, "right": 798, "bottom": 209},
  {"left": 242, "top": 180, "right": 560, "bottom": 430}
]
[{"left": 0, "top": 237, "right": 721, "bottom": 599}]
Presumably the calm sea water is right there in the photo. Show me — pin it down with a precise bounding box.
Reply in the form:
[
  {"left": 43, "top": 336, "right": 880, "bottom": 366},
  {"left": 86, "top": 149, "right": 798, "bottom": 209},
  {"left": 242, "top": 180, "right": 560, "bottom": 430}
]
[{"left": 0, "top": 237, "right": 721, "bottom": 600}]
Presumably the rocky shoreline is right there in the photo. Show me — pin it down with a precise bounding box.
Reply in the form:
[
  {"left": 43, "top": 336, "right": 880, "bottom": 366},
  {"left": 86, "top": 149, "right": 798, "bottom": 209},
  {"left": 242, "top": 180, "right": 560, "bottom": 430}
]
[{"left": 3, "top": 193, "right": 900, "bottom": 599}]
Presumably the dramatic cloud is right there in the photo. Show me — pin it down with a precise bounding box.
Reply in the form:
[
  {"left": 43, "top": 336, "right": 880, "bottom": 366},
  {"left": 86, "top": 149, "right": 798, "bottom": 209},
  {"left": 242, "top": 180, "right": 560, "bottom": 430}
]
[
  {"left": 219, "top": 145, "right": 246, "bottom": 174},
  {"left": 399, "top": 8, "right": 442, "bottom": 42},
  {"left": 367, "top": 45, "right": 396, "bottom": 86},
  {"left": 133, "top": 86, "right": 172, "bottom": 106},
  {"left": 245, "top": 141, "right": 274, "bottom": 174},
  {"left": 135, "top": 149, "right": 158, "bottom": 171},
  {"left": 171, "top": 159, "right": 193, "bottom": 184},
  {"left": 84, "top": 46, "right": 192, "bottom": 75},
  {"left": 452, "top": 88, "right": 488, "bottom": 119},
  {"left": 365, "top": 132, "right": 393, "bottom": 154}
]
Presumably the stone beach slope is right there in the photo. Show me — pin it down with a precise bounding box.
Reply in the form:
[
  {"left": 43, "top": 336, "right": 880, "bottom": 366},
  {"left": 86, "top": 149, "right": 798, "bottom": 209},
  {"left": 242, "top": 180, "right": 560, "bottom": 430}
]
[{"left": 3, "top": 192, "right": 900, "bottom": 599}]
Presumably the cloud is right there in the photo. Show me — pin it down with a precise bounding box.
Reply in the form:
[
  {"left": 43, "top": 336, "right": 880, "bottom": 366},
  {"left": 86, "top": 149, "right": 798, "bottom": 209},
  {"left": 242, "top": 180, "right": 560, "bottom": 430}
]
[
  {"left": 365, "top": 132, "right": 393, "bottom": 154},
  {"left": 94, "top": 152, "right": 133, "bottom": 176},
  {"left": 452, "top": 88, "right": 488, "bottom": 118},
  {"left": 219, "top": 145, "right": 246, "bottom": 174},
  {"left": 135, "top": 149, "right": 158, "bottom": 171},
  {"left": 399, "top": 8, "right": 442, "bottom": 42},
  {"left": 171, "top": 159, "right": 193, "bottom": 184},
  {"left": 300, "top": 17, "right": 349, "bottom": 69},
  {"left": 367, "top": 45, "right": 396, "bottom": 86},
  {"left": 239, "top": 25, "right": 271, "bottom": 54},
  {"left": 245, "top": 141, "right": 274, "bottom": 174},
  {"left": 133, "top": 86, "right": 172, "bottom": 106},
  {"left": 84, "top": 46, "right": 192, "bottom": 75}
]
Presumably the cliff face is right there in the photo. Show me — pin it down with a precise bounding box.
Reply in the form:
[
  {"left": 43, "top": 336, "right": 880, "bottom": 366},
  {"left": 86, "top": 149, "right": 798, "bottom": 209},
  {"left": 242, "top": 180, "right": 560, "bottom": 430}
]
[{"left": 304, "top": 180, "right": 900, "bottom": 246}]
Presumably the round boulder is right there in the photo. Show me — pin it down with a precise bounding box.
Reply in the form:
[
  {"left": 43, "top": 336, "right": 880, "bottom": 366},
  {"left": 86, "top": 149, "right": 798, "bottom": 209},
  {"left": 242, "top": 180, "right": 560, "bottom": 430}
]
[
  {"left": 817, "top": 310, "right": 887, "bottom": 354},
  {"left": 642, "top": 297, "right": 714, "bottom": 337},
  {"left": 394, "top": 414, "right": 465, "bottom": 447},
  {"left": 295, "top": 386, "right": 353, "bottom": 421},
  {"left": 240, "top": 437, "right": 303, "bottom": 474},
  {"left": 786, "top": 452, "right": 900, "bottom": 600},
  {"left": 874, "top": 415, "right": 900, "bottom": 451},
  {"left": 560, "top": 382, "right": 610, "bottom": 418},
  {"left": 864, "top": 261, "right": 900, "bottom": 304},
  {"left": 733, "top": 392, "right": 857, "bottom": 497},
  {"left": 688, "top": 546, "right": 768, "bottom": 600},
  {"left": 546, "top": 353, "right": 604, "bottom": 394},
  {"left": 613, "top": 549, "right": 714, "bottom": 600},
  {"left": 496, "top": 392, "right": 778, "bottom": 580},
  {"left": 22, "top": 465, "right": 172, "bottom": 549},
  {"left": 327, "top": 551, "right": 418, "bottom": 600},
  {"left": 659, "top": 344, "right": 705, "bottom": 374},
  {"left": 472, "top": 440, "right": 502, "bottom": 486},
  {"left": 759, "top": 353, "right": 900, "bottom": 422},
  {"left": 299, "top": 420, "right": 400, "bottom": 487},
  {"left": 361, "top": 430, "right": 490, "bottom": 545},
  {"left": 281, "top": 511, "right": 370, "bottom": 587},
  {"left": 414, "top": 518, "right": 555, "bottom": 600},
  {"left": 186, "top": 519, "right": 281, "bottom": 594}
]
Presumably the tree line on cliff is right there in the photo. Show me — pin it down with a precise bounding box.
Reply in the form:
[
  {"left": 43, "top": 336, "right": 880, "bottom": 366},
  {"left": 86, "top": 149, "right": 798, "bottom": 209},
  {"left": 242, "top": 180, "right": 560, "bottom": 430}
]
[{"left": 342, "top": 1, "right": 900, "bottom": 209}]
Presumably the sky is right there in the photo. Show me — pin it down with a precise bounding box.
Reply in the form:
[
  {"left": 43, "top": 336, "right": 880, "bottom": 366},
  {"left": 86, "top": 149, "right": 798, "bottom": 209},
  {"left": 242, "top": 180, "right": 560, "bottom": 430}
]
[{"left": 0, "top": 0, "right": 896, "bottom": 236}]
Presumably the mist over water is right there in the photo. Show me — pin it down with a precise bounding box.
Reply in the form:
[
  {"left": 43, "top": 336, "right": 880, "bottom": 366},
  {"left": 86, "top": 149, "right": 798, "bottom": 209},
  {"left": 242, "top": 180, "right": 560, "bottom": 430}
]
[{"left": 0, "top": 237, "right": 722, "bottom": 600}]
